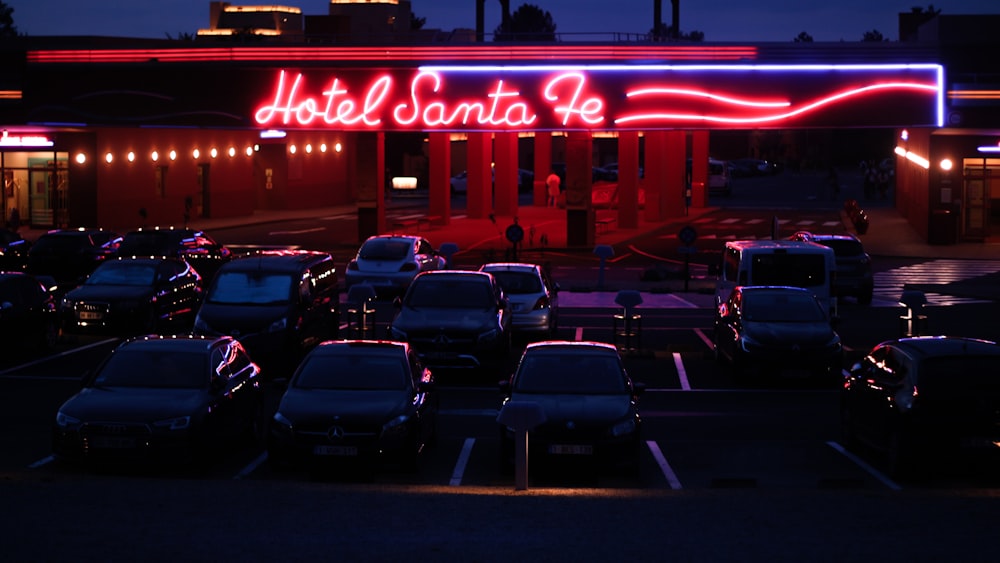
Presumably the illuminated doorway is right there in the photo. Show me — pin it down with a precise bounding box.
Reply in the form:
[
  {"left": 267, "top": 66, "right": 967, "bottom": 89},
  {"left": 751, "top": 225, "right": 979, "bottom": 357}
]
[{"left": 963, "top": 158, "right": 1000, "bottom": 240}]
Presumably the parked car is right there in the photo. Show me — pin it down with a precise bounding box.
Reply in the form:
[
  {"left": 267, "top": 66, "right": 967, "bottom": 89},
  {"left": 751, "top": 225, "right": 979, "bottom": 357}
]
[
  {"left": 687, "top": 158, "right": 732, "bottom": 196},
  {"left": 388, "top": 270, "right": 512, "bottom": 372},
  {"left": 728, "top": 157, "right": 780, "bottom": 177},
  {"left": 713, "top": 285, "right": 843, "bottom": 379},
  {"left": 58, "top": 256, "right": 203, "bottom": 335},
  {"left": 116, "top": 227, "right": 231, "bottom": 283},
  {"left": 552, "top": 162, "right": 617, "bottom": 184},
  {"left": 789, "top": 231, "right": 874, "bottom": 305},
  {"left": 498, "top": 341, "right": 644, "bottom": 474},
  {"left": 0, "top": 227, "right": 30, "bottom": 271},
  {"left": 267, "top": 340, "right": 438, "bottom": 472},
  {"left": 480, "top": 262, "right": 559, "bottom": 336},
  {"left": 26, "top": 228, "right": 123, "bottom": 290},
  {"left": 590, "top": 184, "right": 646, "bottom": 209},
  {"left": 345, "top": 234, "right": 447, "bottom": 297},
  {"left": 52, "top": 335, "right": 263, "bottom": 466},
  {"left": 0, "top": 271, "right": 58, "bottom": 355},
  {"left": 193, "top": 250, "right": 340, "bottom": 378},
  {"left": 841, "top": 336, "right": 1000, "bottom": 478}
]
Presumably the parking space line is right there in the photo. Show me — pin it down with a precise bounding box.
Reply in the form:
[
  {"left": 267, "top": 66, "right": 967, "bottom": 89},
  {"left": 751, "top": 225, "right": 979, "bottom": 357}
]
[
  {"left": 694, "top": 328, "right": 713, "bottom": 350},
  {"left": 646, "top": 440, "right": 683, "bottom": 489},
  {"left": 826, "top": 441, "right": 902, "bottom": 491},
  {"left": 672, "top": 352, "right": 691, "bottom": 391},
  {"left": 28, "top": 455, "right": 54, "bottom": 469},
  {"left": 575, "top": 326, "right": 584, "bottom": 341},
  {"left": 0, "top": 338, "right": 119, "bottom": 376},
  {"left": 450, "top": 438, "right": 475, "bottom": 486}
]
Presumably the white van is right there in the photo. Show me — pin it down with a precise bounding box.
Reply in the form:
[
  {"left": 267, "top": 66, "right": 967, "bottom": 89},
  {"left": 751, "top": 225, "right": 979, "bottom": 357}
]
[{"left": 714, "top": 239, "right": 837, "bottom": 314}]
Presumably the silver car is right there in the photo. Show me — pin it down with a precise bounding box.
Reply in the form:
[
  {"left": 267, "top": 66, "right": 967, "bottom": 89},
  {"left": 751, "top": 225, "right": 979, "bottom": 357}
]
[
  {"left": 480, "top": 262, "right": 559, "bottom": 336},
  {"left": 345, "top": 235, "right": 446, "bottom": 297}
]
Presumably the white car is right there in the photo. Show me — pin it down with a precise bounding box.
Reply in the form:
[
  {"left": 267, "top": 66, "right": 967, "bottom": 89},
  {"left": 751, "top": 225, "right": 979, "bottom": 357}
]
[
  {"left": 479, "top": 262, "right": 559, "bottom": 335},
  {"left": 345, "top": 235, "right": 447, "bottom": 297}
]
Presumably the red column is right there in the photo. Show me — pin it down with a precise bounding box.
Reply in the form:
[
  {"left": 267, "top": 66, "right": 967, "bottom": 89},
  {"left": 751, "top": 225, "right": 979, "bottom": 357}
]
[
  {"left": 493, "top": 131, "right": 518, "bottom": 217},
  {"left": 665, "top": 131, "right": 687, "bottom": 218},
  {"left": 466, "top": 132, "right": 492, "bottom": 219},
  {"left": 690, "top": 130, "right": 710, "bottom": 208},
  {"left": 617, "top": 131, "right": 640, "bottom": 229},
  {"left": 532, "top": 133, "right": 553, "bottom": 207},
  {"left": 565, "top": 131, "right": 593, "bottom": 247},
  {"left": 644, "top": 131, "right": 665, "bottom": 222},
  {"left": 428, "top": 132, "right": 451, "bottom": 226}
]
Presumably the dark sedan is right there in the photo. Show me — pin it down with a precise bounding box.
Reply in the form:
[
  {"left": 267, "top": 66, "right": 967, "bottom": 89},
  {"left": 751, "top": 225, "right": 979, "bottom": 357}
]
[
  {"left": 841, "top": 336, "right": 1000, "bottom": 478},
  {"left": 27, "top": 228, "right": 123, "bottom": 290},
  {"left": 713, "top": 285, "right": 843, "bottom": 380},
  {"left": 116, "top": 227, "right": 232, "bottom": 283},
  {"left": 52, "top": 335, "right": 263, "bottom": 466},
  {"left": 388, "top": 270, "right": 512, "bottom": 373},
  {"left": 0, "top": 227, "right": 30, "bottom": 271},
  {"left": 58, "top": 256, "right": 203, "bottom": 335},
  {"left": 267, "top": 340, "right": 438, "bottom": 472},
  {"left": 498, "top": 341, "right": 644, "bottom": 475},
  {"left": 0, "top": 271, "right": 58, "bottom": 355}
]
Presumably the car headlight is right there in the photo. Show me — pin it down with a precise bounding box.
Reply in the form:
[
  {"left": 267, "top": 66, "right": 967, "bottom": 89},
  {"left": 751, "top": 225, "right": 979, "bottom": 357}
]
[
  {"left": 382, "top": 414, "right": 410, "bottom": 437},
  {"left": 60, "top": 298, "right": 75, "bottom": 310},
  {"left": 608, "top": 417, "right": 637, "bottom": 437},
  {"left": 55, "top": 410, "right": 81, "bottom": 429},
  {"left": 153, "top": 416, "right": 191, "bottom": 431},
  {"left": 267, "top": 317, "right": 288, "bottom": 333},
  {"left": 389, "top": 326, "right": 407, "bottom": 340}
]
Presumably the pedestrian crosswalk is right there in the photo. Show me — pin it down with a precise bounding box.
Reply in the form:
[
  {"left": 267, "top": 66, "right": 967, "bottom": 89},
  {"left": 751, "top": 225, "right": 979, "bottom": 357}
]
[{"left": 872, "top": 259, "right": 1000, "bottom": 306}]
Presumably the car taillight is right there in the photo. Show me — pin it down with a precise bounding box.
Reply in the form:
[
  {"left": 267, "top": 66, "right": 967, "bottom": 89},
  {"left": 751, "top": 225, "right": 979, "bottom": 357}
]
[
  {"left": 399, "top": 263, "right": 417, "bottom": 272},
  {"left": 532, "top": 296, "right": 550, "bottom": 310}
]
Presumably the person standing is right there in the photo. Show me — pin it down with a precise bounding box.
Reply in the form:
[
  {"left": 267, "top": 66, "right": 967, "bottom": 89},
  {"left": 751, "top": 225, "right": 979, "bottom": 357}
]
[{"left": 546, "top": 170, "right": 561, "bottom": 207}]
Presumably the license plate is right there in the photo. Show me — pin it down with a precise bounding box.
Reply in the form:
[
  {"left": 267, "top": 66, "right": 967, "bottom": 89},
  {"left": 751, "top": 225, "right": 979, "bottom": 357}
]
[
  {"left": 511, "top": 303, "right": 523, "bottom": 312},
  {"left": 78, "top": 311, "right": 103, "bottom": 320},
  {"left": 548, "top": 444, "right": 593, "bottom": 455},
  {"left": 313, "top": 445, "right": 358, "bottom": 456},
  {"left": 90, "top": 436, "right": 136, "bottom": 449}
]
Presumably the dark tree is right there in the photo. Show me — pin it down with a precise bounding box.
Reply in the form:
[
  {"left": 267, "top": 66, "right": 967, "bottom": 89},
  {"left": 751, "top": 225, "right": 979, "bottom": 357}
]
[
  {"left": 649, "top": 22, "right": 704, "bottom": 41},
  {"left": 794, "top": 31, "right": 814, "bottom": 43},
  {"left": 494, "top": 3, "right": 556, "bottom": 42},
  {"left": 410, "top": 10, "right": 426, "bottom": 31},
  {"left": 0, "top": 1, "right": 18, "bottom": 38},
  {"left": 862, "top": 29, "right": 886, "bottom": 42},
  {"left": 910, "top": 4, "right": 942, "bottom": 15}
]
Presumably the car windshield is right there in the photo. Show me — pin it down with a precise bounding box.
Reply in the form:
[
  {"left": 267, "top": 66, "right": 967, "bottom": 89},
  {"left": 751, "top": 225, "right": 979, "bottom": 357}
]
[
  {"left": 359, "top": 239, "right": 410, "bottom": 261},
  {"left": 93, "top": 350, "right": 208, "bottom": 388},
  {"left": 750, "top": 253, "right": 826, "bottom": 288},
  {"left": 294, "top": 352, "right": 407, "bottom": 390},
  {"left": 208, "top": 271, "right": 292, "bottom": 305},
  {"left": 85, "top": 262, "right": 156, "bottom": 286},
  {"left": 820, "top": 239, "right": 865, "bottom": 257},
  {"left": 742, "top": 292, "right": 826, "bottom": 322},
  {"left": 406, "top": 278, "right": 492, "bottom": 308},
  {"left": 514, "top": 352, "right": 625, "bottom": 394},
  {"left": 487, "top": 271, "right": 542, "bottom": 295}
]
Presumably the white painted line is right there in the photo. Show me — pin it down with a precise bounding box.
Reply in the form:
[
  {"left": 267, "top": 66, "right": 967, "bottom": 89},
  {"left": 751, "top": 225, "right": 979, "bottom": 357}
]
[
  {"left": 826, "top": 441, "right": 902, "bottom": 491},
  {"left": 0, "top": 337, "right": 120, "bottom": 376},
  {"left": 672, "top": 352, "right": 691, "bottom": 391},
  {"left": 28, "top": 455, "right": 55, "bottom": 469},
  {"left": 234, "top": 452, "right": 268, "bottom": 480},
  {"left": 694, "top": 328, "right": 714, "bottom": 350},
  {"left": 450, "top": 437, "right": 475, "bottom": 486},
  {"left": 575, "top": 326, "right": 584, "bottom": 341},
  {"left": 646, "top": 440, "right": 683, "bottom": 489}
]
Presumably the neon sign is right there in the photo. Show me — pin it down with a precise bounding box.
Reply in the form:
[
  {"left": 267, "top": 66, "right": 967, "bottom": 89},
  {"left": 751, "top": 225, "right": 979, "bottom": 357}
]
[
  {"left": 252, "top": 64, "right": 944, "bottom": 132},
  {"left": 0, "top": 130, "right": 54, "bottom": 147}
]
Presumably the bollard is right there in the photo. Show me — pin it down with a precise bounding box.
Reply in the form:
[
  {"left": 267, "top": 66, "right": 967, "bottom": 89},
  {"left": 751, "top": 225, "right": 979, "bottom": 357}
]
[
  {"left": 496, "top": 401, "right": 547, "bottom": 491},
  {"left": 898, "top": 289, "right": 928, "bottom": 337},
  {"left": 593, "top": 245, "right": 615, "bottom": 289}
]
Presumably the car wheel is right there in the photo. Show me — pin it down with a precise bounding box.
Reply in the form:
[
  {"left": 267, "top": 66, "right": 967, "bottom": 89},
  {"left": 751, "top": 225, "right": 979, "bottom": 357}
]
[
  {"left": 839, "top": 406, "right": 860, "bottom": 451},
  {"left": 885, "top": 426, "right": 916, "bottom": 480}
]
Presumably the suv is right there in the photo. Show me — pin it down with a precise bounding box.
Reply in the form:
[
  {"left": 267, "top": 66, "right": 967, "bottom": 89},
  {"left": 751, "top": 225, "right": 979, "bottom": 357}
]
[
  {"left": 27, "top": 228, "right": 123, "bottom": 289},
  {"left": 193, "top": 250, "right": 340, "bottom": 378},
  {"left": 789, "top": 231, "right": 874, "bottom": 305},
  {"left": 117, "top": 227, "right": 232, "bottom": 283},
  {"left": 388, "top": 270, "right": 512, "bottom": 373}
]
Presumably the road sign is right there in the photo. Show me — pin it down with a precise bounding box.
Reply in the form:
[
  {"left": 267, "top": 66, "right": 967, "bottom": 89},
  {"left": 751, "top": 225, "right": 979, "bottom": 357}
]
[
  {"left": 505, "top": 223, "right": 524, "bottom": 244},
  {"left": 678, "top": 225, "right": 697, "bottom": 245}
]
